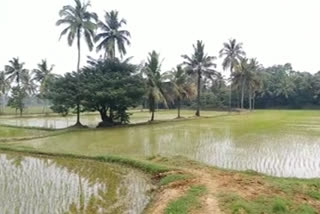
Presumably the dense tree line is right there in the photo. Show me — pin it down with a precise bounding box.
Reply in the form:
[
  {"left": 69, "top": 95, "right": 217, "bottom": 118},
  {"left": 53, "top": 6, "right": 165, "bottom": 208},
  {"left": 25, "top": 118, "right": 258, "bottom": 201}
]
[{"left": 0, "top": 0, "right": 319, "bottom": 126}]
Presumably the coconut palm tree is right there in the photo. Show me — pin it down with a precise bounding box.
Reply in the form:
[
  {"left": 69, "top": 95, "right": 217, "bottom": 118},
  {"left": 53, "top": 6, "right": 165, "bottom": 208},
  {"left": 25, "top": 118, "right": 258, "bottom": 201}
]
[
  {"left": 33, "top": 59, "right": 56, "bottom": 113},
  {"left": 0, "top": 71, "right": 10, "bottom": 113},
  {"left": 143, "top": 51, "right": 167, "bottom": 121},
  {"left": 247, "top": 58, "right": 261, "bottom": 110},
  {"left": 33, "top": 59, "right": 54, "bottom": 90},
  {"left": 56, "top": 0, "right": 97, "bottom": 125},
  {"left": 95, "top": 10, "right": 131, "bottom": 59},
  {"left": 5, "top": 57, "right": 28, "bottom": 87},
  {"left": 233, "top": 58, "right": 250, "bottom": 109},
  {"left": 182, "top": 40, "right": 217, "bottom": 116},
  {"left": 219, "top": 39, "right": 245, "bottom": 111},
  {"left": 21, "top": 70, "right": 37, "bottom": 96},
  {"left": 164, "top": 65, "right": 196, "bottom": 118}
]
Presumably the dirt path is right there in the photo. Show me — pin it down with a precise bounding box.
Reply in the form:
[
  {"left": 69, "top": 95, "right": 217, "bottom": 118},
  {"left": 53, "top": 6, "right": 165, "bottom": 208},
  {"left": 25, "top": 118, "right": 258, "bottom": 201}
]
[
  {"left": 146, "top": 167, "right": 223, "bottom": 214},
  {"left": 186, "top": 168, "right": 222, "bottom": 214}
]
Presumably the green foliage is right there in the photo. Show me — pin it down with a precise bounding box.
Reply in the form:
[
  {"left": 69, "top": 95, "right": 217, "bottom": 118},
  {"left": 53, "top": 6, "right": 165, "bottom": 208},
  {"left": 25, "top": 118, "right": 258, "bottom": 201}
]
[
  {"left": 5, "top": 57, "right": 28, "bottom": 86},
  {"left": 165, "top": 185, "right": 207, "bottom": 214},
  {"left": 47, "top": 72, "right": 80, "bottom": 116},
  {"left": 95, "top": 10, "right": 130, "bottom": 58},
  {"left": 56, "top": 0, "right": 97, "bottom": 52},
  {"left": 80, "top": 58, "right": 144, "bottom": 125},
  {"left": 182, "top": 40, "right": 217, "bottom": 116},
  {"left": 159, "top": 174, "right": 190, "bottom": 186},
  {"left": 7, "top": 86, "right": 27, "bottom": 116},
  {"left": 143, "top": 51, "right": 168, "bottom": 121}
]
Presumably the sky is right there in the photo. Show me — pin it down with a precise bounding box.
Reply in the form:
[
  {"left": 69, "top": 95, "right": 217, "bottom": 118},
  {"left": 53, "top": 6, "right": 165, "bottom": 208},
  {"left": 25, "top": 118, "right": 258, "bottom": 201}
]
[{"left": 1, "top": 0, "right": 320, "bottom": 78}]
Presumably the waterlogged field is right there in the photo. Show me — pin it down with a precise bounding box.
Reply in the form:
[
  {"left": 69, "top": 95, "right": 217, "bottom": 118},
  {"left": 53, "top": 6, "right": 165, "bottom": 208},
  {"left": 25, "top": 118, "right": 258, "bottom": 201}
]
[
  {"left": 5, "top": 110, "right": 320, "bottom": 178},
  {"left": 0, "top": 110, "right": 224, "bottom": 129},
  {"left": 0, "top": 152, "right": 152, "bottom": 214},
  {"left": 0, "top": 126, "right": 49, "bottom": 140}
]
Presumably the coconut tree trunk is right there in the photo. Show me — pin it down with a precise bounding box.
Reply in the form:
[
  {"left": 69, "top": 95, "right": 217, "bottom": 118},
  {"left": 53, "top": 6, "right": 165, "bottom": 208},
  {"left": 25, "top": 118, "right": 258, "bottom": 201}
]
[
  {"left": 150, "top": 96, "right": 155, "bottom": 121},
  {"left": 151, "top": 110, "right": 154, "bottom": 121},
  {"left": 241, "top": 79, "right": 245, "bottom": 109},
  {"left": 177, "top": 97, "right": 181, "bottom": 118},
  {"left": 249, "top": 86, "right": 252, "bottom": 111},
  {"left": 253, "top": 93, "right": 256, "bottom": 111},
  {"left": 1, "top": 94, "right": 5, "bottom": 113},
  {"left": 195, "top": 70, "right": 201, "bottom": 117},
  {"left": 75, "top": 30, "right": 82, "bottom": 126},
  {"left": 229, "top": 66, "right": 233, "bottom": 113}
]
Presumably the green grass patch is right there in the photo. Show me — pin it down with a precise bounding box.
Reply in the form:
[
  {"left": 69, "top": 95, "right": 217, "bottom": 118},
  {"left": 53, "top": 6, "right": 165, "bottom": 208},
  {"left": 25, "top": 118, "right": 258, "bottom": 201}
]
[
  {"left": 165, "top": 185, "right": 207, "bottom": 214},
  {"left": 295, "top": 204, "right": 318, "bottom": 214},
  {"left": 159, "top": 174, "right": 191, "bottom": 186},
  {"left": 307, "top": 191, "right": 320, "bottom": 200},
  {"left": 266, "top": 176, "right": 320, "bottom": 197},
  {"left": 219, "top": 193, "right": 318, "bottom": 214}
]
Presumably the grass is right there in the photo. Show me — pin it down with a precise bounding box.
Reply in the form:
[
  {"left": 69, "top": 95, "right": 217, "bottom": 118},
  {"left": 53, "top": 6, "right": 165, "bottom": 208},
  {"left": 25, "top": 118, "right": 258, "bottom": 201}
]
[
  {"left": 165, "top": 185, "right": 207, "bottom": 214},
  {"left": 159, "top": 173, "right": 191, "bottom": 186},
  {"left": 219, "top": 194, "right": 317, "bottom": 214},
  {"left": 0, "top": 146, "right": 171, "bottom": 174},
  {"left": 307, "top": 191, "right": 320, "bottom": 200},
  {"left": 266, "top": 176, "right": 320, "bottom": 198}
]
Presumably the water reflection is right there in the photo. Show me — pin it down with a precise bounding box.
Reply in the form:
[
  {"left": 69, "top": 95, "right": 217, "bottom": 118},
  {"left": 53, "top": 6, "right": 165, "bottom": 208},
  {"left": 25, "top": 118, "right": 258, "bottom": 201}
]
[
  {"left": 0, "top": 153, "right": 152, "bottom": 214},
  {"left": 0, "top": 114, "right": 101, "bottom": 129}
]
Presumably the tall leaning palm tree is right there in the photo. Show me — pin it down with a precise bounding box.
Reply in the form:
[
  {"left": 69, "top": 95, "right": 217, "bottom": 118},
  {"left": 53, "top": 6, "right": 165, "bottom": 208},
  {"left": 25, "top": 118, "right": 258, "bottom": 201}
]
[
  {"left": 219, "top": 39, "right": 245, "bottom": 111},
  {"left": 56, "top": 0, "right": 97, "bottom": 126},
  {"left": 164, "top": 65, "right": 196, "bottom": 118},
  {"left": 95, "top": 10, "right": 131, "bottom": 59},
  {"left": 5, "top": 57, "right": 28, "bottom": 87},
  {"left": 143, "top": 51, "right": 167, "bottom": 121},
  {"left": 182, "top": 40, "right": 217, "bottom": 117}
]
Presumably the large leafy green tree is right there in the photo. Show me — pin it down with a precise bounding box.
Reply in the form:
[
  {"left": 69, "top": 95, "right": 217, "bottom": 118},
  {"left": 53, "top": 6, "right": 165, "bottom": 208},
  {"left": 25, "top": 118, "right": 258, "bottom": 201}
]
[
  {"left": 164, "top": 65, "right": 196, "bottom": 118},
  {"left": 56, "top": 0, "right": 97, "bottom": 126},
  {"left": 80, "top": 58, "right": 144, "bottom": 126},
  {"left": 219, "top": 39, "right": 245, "bottom": 111},
  {"left": 143, "top": 51, "right": 167, "bottom": 121},
  {"left": 182, "top": 40, "right": 217, "bottom": 116},
  {"left": 47, "top": 72, "right": 80, "bottom": 117},
  {"left": 95, "top": 10, "right": 131, "bottom": 59},
  {"left": 5, "top": 57, "right": 28, "bottom": 87}
]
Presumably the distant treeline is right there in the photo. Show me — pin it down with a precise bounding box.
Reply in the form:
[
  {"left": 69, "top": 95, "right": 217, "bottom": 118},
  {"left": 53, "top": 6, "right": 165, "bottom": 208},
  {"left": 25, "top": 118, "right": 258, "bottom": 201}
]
[{"left": 1, "top": 0, "right": 319, "bottom": 126}]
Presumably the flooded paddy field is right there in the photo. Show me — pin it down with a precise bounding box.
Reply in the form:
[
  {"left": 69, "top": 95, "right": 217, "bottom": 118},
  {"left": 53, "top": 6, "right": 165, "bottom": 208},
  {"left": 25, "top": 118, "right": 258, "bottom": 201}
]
[
  {"left": 4, "top": 110, "right": 320, "bottom": 178},
  {"left": 0, "top": 152, "right": 152, "bottom": 214}
]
